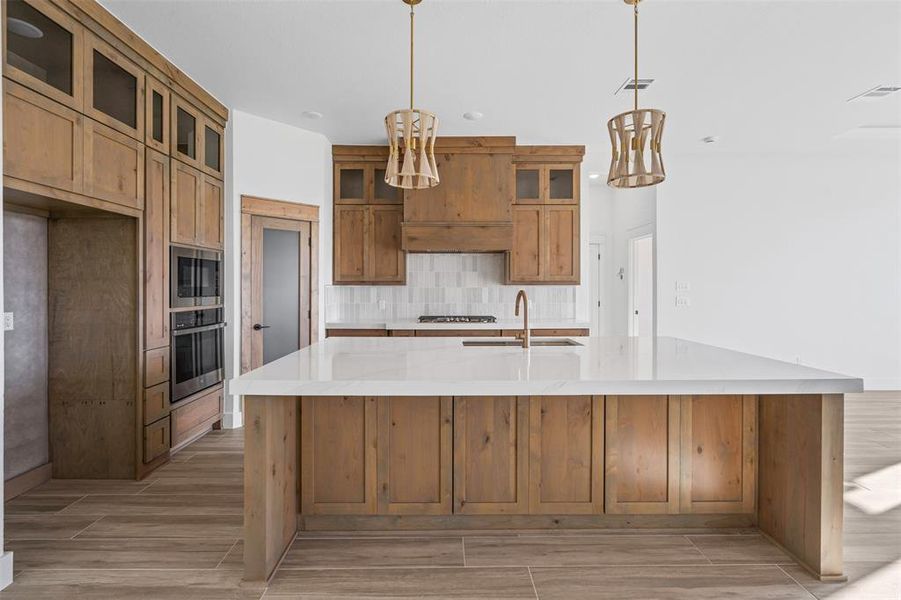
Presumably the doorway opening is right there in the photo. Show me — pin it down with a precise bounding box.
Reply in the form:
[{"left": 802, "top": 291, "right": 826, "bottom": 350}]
[
  {"left": 589, "top": 240, "right": 605, "bottom": 336},
  {"left": 628, "top": 234, "right": 654, "bottom": 337},
  {"left": 240, "top": 196, "right": 319, "bottom": 374}
]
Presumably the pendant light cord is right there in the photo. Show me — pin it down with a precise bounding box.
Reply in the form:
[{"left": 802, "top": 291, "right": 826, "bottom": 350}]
[
  {"left": 634, "top": 2, "right": 639, "bottom": 112},
  {"left": 410, "top": 3, "right": 415, "bottom": 110}
]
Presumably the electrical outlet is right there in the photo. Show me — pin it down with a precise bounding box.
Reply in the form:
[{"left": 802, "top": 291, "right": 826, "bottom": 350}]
[
  {"left": 378, "top": 299, "right": 386, "bottom": 311},
  {"left": 3, "top": 312, "right": 13, "bottom": 331},
  {"left": 675, "top": 281, "right": 691, "bottom": 292},
  {"left": 675, "top": 296, "right": 691, "bottom": 308}
]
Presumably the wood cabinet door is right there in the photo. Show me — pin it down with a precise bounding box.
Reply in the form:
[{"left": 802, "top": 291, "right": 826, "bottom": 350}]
[
  {"left": 529, "top": 396, "right": 603, "bottom": 514},
  {"left": 170, "top": 94, "right": 202, "bottom": 169},
  {"left": 143, "top": 416, "right": 170, "bottom": 463},
  {"left": 546, "top": 164, "right": 579, "bottom": 204},
  {"left": 3, "top": 0, "right": 85, "bottom": 111},
  {"left": 508, "top": 205, "right": 542, "bottom": 282},
  {"left": 199, "top": 175, "right": 224, "bottom": 249},
  {"left": 372, "top": 166, "right": 403, "bottom": 204},
  {"left": 145, "top": 76, "right": 169, "bottom": 154},
  {"left": 514, "top": 166, "right": 543, "bottom": 204},
  {"left": 369, "top": 205, "right": 405, "bottom": 283},
  {"left": 3, "top": 80, "right": 83, "bottom": 193},
  {"left": 170, "top": 161, "right": 202, "bottom": 246},
  {"left": 453, "top": 396, "right": 529, "bottom": 514},
  {"left": 83, "top": 32, "right": 144, "bottom": 141},
  {"left": 83, "top": 118, "right": 145, "bottom": 210},
  {"left": 144, "top": 149, "right": 169, "bottom": 350},
  {"left": 545, "top": 205, "right": 579, "bottom": 283},
  {"left": 301, "top": 396, "right": 377, "bottom": 515},
  {"left": 333, "top": 205, "right": 368, "bottom": 283},
  {"left": 679, "top": 395, "right": 757, "bottom": 514},
  {"left": 605, "top": 395, "right": 680, "bottom": 514},
  {"left": 200, "top": 118, "right": 224, "bottom": 179},
  {"left": 334, "top": 163, "right": 369, "bottom": 205},
  {"left": 377, "top": 397, "right": 452, "bottom": 515}
]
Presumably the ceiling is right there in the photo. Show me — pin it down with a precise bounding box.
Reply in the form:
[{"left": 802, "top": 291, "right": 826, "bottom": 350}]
[{"left": 99, "top": 0, "right": 900, "bottom": 171}]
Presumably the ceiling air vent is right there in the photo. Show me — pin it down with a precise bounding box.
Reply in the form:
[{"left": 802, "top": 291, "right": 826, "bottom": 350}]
[
  {"left": 848, "top": 85, "right": 901, "bottom": 102},
  {"left": 615, "top": 78, "right": 654, "bottom": 95}
]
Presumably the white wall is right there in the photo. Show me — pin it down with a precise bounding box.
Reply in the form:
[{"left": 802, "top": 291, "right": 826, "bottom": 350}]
[
  {"left": 224, "top": 111, "right": 332, "bottom": 428},
  {"left": 587, "top": 182, "right": 657, "bottom": 337},
  {"left": 657, "top": 152, "right": 901, "bottom": 390}
]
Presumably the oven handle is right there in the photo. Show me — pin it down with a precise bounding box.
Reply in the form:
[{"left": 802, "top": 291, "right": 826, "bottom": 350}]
[{"left": 172, "top": 322, "right": 227, "bottom": 336}]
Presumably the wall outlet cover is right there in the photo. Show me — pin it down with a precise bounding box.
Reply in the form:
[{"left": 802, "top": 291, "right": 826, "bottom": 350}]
[{"left": 3, "top": 313, "right": 13, "bottom": 331}]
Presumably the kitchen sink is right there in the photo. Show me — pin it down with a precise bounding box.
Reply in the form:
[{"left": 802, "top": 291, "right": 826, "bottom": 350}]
[{"left": 462, "top": 339, "right": 583, "bottom": 347}]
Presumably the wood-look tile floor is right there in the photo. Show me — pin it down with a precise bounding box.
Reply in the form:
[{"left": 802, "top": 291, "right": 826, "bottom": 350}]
[{"left": 1, "top": 391, "right": 898, "bottom": 599}]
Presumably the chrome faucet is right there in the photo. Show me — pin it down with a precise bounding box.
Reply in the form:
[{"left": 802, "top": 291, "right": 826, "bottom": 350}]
[{"left": 514, "top": 289, "right": 530, "bottom": 349}]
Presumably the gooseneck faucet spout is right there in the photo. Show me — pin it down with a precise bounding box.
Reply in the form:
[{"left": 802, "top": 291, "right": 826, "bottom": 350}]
[{"left": 515, "top": 289, "right": 530, "bottom": 349}]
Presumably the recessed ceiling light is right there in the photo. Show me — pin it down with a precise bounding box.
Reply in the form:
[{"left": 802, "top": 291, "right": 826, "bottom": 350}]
[
  {"left": 848, "top": 85, "right": 901, "bottom": 102},
  {"left": 463, "top": 111, "right": 483, "bottom": 121},
  {"left": 701, "top": 136, "right": 719, "bottom": 144},
  {"left": 301, "top": 110, "right": 323, "bottom": 120},
  {"left": 588, "top": 173, "right": 601, "bottom": 180},
  {"left": 8, "top": 17, "right": 43, "bottom": 39}
]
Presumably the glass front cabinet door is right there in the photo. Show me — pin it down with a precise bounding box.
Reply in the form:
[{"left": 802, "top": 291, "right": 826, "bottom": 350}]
[
  {"left": 4, "top": 0, "right": 84, "bottom": 110},
  {"left": 201, "top": 119, "right": 224, "bottom": 179},
  {"left": 145, "top": 75, "right": 169, "bottom": 154},
  {"left": 171, "top": 94, "right": 202, "bottom": 169},
  {"left": 83, "top": 33, "right": 144, "bottom": 140}
]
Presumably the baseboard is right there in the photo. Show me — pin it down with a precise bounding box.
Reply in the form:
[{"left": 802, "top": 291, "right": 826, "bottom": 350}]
[
  {"left": 4, "top": 462, "right": 52, "bottom": 501},
  {"left": 0, "top": 552, "right": 13, "bottom": 590},
  {"left": 222, "top": 411, "right": 243, "bottom": 429}
]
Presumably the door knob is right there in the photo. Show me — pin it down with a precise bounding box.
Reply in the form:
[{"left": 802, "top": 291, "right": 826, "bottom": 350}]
[{"left": 253, "top": 323, "right": 270, "bottom": 331}]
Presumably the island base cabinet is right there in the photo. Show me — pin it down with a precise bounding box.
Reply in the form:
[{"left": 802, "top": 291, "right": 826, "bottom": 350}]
[
  {"left": 453, "top": 397, "right": 530, "bottom": 514},
  {"left": 300, "top": 396, "right": 378, "bottom": 515},
  {"left": 529, "top": 396, "right": 603, "bottom": 514},
  {"left": 679, "top": 395, "right": 757, "bottom": 514},
  {"left": 377, "top": 397, "right": 452, "bottom": 515},
  {"left": 604, "top": 396, "right": 681, "bottom": 514}
]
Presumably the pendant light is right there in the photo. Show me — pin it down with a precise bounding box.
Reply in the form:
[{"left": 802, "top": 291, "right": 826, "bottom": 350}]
[
  {"left": 384, "top": 0, "right": 439, "bottom": 190},
  {"left": 607, "top": 0, "right": 666, "bottom": 189}
]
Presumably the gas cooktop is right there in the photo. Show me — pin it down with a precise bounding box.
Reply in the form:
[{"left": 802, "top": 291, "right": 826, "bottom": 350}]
[{"left": 418, "top": 315, "right": 498, "bottom": 324}]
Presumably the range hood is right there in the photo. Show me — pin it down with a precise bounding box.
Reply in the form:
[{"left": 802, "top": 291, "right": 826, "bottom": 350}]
[{"left": 400, "top": 137, "right": 515, "bottom": 253}]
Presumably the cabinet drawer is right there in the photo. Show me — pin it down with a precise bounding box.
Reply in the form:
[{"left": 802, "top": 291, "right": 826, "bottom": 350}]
[
  {"left": 143, "top": 382, "right": 170, "bottom": 425},
  {"left": 144, "top": 347, "right": 170, "bottom": 387},
  {"left": 171, "top": 385, "right": 222, "bottom": 447},
  {"left": 143, "top": 416, "right": 170, "bottom": 463}
]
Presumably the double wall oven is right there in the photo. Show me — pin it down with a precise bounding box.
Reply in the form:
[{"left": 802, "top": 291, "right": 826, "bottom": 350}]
[{"left": 170, "top": 246, "right": 224, "bottom": 403}]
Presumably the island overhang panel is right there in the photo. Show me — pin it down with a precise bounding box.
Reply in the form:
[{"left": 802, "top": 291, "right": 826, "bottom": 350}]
[{"left": 233, "top": 337, "right": 861, "bottom": 584}]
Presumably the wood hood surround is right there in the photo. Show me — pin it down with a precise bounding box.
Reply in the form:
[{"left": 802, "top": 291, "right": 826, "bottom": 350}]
[{"left": 401, "top": 137, "right": 515, "bottom": 253}]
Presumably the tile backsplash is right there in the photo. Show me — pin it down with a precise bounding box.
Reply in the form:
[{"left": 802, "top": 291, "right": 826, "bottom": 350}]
[{"left": 326, "top": 254, "right": 578, "bottom": 322}]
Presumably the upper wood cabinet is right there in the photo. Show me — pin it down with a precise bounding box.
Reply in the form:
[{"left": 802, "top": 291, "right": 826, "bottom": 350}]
[
  {"left": 334, "top": 163, "right": 402, "bottom": 205},
  {"left": 201, "top": 118, "right": 224, "bottom": 179},
  {"left": 515, "top": 164, "right": 579, "bottom": 205},
  {"left": 83, "top": 32, "right": 144, "bottom": 141},
  {"left": 83, "top": 118, "right": 144, "bottom": 210},
  {"left": 507, "top": 204, "right": 579, "bottom": 284},
  {"left": 3, "top": 0, "right": 84, "bottom": 111},
  {"left": 3, "top": 79, "right": 83, "bottom": 193},
  {"left": 170, "top": 93, "right": 202, "bottom": 169},
  {"left": 144, "top": 75, "right": 169, "bottom": 154},
  {"left": 333, "top": 204, "right": 404, "bottom": 284},
  {"left": 171, "top": 161, "right": 223, "bottom": 250}
]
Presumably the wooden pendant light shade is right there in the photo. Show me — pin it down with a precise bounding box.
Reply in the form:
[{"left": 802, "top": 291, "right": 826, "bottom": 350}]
[
  {"left": 607, "top": 108, "right": 666, "bottom": 188},
  {"left": 384, "top": 108, "right": 440, "bottom": 189}
]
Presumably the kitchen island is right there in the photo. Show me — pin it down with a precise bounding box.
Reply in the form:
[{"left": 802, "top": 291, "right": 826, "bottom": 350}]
[{"left": 230, "top": 336, "right": 862, "bottom": 583}]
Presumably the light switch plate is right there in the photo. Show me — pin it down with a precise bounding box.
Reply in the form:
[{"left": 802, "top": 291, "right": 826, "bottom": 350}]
[
  {"left": 675, "top": 296, "right": 691, "bottom": 308},
  {"left": 3, "top": 313, "right": 13, "bottom": 331},
  {"left": 675, "top": 281, "right": 691, "bottom": 292}
]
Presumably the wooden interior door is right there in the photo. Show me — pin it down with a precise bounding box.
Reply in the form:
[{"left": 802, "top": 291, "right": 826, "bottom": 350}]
[{"left": 249, "top": 215, "right": 312, "bottom": 370}]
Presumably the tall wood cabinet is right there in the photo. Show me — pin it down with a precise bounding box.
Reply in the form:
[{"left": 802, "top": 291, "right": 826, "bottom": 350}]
[
  {"left": 507, "top": 147, "right": 582, "bottom": 284},
  {"left": 3, "top": 0, "right": 228, "bottom": 480},
  {"left": 332, "top": 148, "right": 405, "bottom": 284}
]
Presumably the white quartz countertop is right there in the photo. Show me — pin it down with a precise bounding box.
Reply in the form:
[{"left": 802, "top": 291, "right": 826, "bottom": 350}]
[
  {"left": 325, "top": 319, "right": 591, "bottom": 331},
  {"left": 230, "top": 336, "right": 863, "bottom": 397}
]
